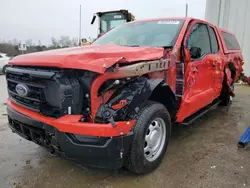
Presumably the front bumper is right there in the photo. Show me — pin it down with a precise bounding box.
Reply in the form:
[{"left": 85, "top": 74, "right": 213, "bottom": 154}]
[
  {"left": 7, "top": 99, "right": 135, "bottom": 137},
  {"left": 7, "top": 101, "right": 135, "bottom": 169}
]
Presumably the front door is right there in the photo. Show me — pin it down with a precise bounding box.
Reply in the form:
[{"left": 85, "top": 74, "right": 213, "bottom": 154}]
[{"left": 176, "top": 22, "right": 219, "bottom": 122}]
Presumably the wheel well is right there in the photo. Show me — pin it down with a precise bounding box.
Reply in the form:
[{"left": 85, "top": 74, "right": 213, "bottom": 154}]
[
  {"left": 148, "top": 85, "right": 177, "bottom": 120},
  {"left": 220, "top": 62, "right": 236, "bottom": 102},
  {"left": 223, "top": 62, "right": 236, "bottom": 86},
  {"left": 228, "top": 62, "right": 236, "bottom": 80}
]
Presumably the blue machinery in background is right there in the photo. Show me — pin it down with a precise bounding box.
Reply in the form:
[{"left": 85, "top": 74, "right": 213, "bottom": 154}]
[{"left": 238, "top": 127, "right": 250, "bottom": 148}]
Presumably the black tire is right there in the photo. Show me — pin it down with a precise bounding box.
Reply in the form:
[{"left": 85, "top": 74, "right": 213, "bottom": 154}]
[
  {"left": 2, "top": 65, "right": 7, "bottom": 75},
  {"left": 124, "top": 101, "right": 171, "bottom": 174},
  {"left": 220, "top": 78, "right": 234, "bottom": 106}
]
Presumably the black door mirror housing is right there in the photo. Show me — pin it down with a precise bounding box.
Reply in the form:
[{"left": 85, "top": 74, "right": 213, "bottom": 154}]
[{"left": 190, "top": 47, "right": 202, "bottom": 59}]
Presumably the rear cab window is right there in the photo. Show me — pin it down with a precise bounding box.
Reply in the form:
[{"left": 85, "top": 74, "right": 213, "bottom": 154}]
[{"left": 221, "top": 31, "right": 241, "bottom": 51}]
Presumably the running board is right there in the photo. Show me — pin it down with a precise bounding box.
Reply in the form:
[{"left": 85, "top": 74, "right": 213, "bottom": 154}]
[{"left": 179, "top": 99, "right": 221, "bottom": 126}]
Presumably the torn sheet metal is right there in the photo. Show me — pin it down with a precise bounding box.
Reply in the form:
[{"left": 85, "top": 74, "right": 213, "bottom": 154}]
[{"left": 9, "top": 44, "right": 164, "bottom": 74}]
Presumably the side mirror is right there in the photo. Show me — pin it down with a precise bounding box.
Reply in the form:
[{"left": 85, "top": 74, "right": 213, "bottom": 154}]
[
  {"left": 91, "top": 15, "right": 96, "bottom": 25},
  {"left": 190, "top": 47, "right": 201, "bottom": 59}
]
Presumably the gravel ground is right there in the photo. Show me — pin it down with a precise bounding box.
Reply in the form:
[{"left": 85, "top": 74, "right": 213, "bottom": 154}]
[{"left": 0, "top": 75, "right": 250, "bottom": 188}]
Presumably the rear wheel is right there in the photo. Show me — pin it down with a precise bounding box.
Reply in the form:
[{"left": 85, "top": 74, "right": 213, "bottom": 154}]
[
  {"left": 124, "top": 101, "right": 171, "bottom": 174},
  {"left": 221, "top": 78, "right": 234, "bottom": 106}
]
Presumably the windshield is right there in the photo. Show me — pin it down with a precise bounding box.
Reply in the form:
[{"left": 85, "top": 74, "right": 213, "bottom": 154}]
[
  {"left": 100, "top": 12, "right": 127, "bottom": 33},
  {"left": 93, "top": 20, "right": 184, "bottom": 47}
]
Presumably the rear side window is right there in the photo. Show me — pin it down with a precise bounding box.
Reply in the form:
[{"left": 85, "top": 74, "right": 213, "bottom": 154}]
[
  {"left": 222, "top": 32, "right": 240, "bottom": 50},
  {"left": 208, "top": 27, "right": 219, "bottom": 53}
]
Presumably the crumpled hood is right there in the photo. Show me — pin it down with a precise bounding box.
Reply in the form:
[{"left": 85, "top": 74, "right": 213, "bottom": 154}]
[{"left": 9, "top": 44, "right": 164, "bottom": 73}]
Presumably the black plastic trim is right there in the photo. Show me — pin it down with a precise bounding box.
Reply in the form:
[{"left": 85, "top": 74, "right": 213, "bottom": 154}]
[
  {"left": 7, "top": 106, "right": 134, "bottom": 169},
  {"left": 6, "top": 67, "right": 55, "bottom": 79}
]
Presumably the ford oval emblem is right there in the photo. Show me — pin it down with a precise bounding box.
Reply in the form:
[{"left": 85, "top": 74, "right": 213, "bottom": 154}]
[{"left": 15, "top": 83, "right": 29, "bottom": 97}]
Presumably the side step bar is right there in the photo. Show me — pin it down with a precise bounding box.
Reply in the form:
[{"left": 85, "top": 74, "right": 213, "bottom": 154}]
[{"left": 179, "top": 99, "right": 221, "bottom": 126}]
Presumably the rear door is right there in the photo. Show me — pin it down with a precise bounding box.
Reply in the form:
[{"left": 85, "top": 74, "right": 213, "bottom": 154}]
[{"left": 207, "top": 25, "right": 224, "bottom": 98}]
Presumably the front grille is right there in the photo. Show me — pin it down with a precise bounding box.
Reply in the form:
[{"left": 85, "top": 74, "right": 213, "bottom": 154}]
[
  {"left": 7, "top": 71, "right": 44, "bottom": 83},
  {"left": 7, "top": 78, "right": 46, "bottom": 111},
  {"left": 6, "top": 66, "right": 90, "bottom": 118},
  {"left": 8, "top": 116, "right": 45, "bottom": 142},
  {"left": 6, "top": 67, "right": 61, "bottom": 117}
]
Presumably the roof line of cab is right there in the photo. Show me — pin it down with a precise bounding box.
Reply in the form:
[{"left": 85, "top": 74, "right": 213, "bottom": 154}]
[{"left": 129, "top": 17, "right": 234, "bottom": 35}]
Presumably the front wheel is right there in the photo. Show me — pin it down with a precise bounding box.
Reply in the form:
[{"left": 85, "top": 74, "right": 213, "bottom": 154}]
[{"left": 124, "top": 101, "right": 171, "bottom": 174}]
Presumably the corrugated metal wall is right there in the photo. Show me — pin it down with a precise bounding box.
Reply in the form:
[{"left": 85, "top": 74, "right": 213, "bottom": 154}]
[{"left": 205, "top": 0, "right": 250, "bottom": 75}]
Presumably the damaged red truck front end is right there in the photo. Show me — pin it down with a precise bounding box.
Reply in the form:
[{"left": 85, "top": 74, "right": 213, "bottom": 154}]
[{"left": 6, "top": 18, "right": 243, "bottom": 174}]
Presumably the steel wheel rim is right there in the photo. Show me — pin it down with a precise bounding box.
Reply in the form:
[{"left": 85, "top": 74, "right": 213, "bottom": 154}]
[{"left": 144, "top": 117, "right": 166, "bottom": 162}]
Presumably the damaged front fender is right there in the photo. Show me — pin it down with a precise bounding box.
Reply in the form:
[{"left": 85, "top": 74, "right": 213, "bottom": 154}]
[
  {"left": 94, "top": 78, "right": 163, "bottom": 125},
  {"left": 90, "top": 59, "right": 171, "bottom": 121},
  {"left": 224, "top": 67, "right": 235, "bottom": 96}
]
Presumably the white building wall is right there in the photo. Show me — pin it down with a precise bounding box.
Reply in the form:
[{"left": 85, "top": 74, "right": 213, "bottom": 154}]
[{"left": 205, "top": 0, "right": 250, "bottom": 75}]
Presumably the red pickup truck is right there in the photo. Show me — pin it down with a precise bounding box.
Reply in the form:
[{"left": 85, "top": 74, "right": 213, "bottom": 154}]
[{"left": 6, "top": 17, "right": 243, "bottom": 174}]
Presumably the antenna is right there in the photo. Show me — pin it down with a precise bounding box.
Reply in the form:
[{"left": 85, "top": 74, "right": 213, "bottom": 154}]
[
  {"left": 185, "top": 3, "right": 188, "bottom": 17},
  {"left": 79, "top": 5, "right": 82, "bottom": 46}
]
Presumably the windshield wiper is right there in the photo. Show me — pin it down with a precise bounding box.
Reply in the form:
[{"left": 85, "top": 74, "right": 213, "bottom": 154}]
[
  {"left": 162, "top": 46, "right": 173, "bottom": 48},
  {"left": 123, "top": 45, "right": 141, "bottom": 47},
  {"left": 123, "top": 45, "right": 172, "bottom": 48}
]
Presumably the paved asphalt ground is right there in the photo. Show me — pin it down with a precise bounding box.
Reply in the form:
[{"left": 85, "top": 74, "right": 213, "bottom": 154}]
[{"left": 0, "top": 75, "right": 250, "bottom": 188}]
